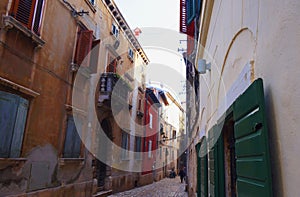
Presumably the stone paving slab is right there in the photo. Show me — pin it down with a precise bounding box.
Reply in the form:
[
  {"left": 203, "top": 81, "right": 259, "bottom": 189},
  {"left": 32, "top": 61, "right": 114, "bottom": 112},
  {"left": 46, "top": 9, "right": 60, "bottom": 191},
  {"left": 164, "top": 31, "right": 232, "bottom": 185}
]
[{"left": 109, "top": 177, "right": 188, "bottom": 197}]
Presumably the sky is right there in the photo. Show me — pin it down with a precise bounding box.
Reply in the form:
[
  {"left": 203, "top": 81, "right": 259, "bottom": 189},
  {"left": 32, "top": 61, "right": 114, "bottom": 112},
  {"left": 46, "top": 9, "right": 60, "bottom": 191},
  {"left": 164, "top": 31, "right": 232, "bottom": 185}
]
[
  {"left": 114, "top": 0, "right": 187, "bottom": 108},
  {"left": 114, "top": 0, "right": 181, "bottom": 31}
]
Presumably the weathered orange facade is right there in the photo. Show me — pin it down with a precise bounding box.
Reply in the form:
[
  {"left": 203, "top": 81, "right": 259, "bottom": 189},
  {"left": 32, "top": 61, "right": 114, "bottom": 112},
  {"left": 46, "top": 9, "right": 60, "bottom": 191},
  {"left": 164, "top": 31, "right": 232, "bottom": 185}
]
[{"left": 0, "top": 0, "right": 148, "bottom": 196}]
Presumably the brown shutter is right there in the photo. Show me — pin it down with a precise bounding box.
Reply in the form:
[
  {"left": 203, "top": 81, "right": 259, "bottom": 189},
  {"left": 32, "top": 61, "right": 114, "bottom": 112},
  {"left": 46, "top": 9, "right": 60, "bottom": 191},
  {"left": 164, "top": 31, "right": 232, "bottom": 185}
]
[
  {"left": 11, "top": 0, "right": 37, "bottom": 29},
  {"left": 75, "top": 30, "right": 93, "bottom": 67},
  {"left": 89, "top": 39, "right": 101, "bottom": 73}
]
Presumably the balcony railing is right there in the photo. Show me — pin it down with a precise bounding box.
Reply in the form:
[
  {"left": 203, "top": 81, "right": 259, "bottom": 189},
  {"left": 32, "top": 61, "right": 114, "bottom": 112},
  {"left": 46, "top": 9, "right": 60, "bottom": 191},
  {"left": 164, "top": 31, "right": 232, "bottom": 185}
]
[{"left": 98, "top": 73, "right": 132, "bottom": 110}]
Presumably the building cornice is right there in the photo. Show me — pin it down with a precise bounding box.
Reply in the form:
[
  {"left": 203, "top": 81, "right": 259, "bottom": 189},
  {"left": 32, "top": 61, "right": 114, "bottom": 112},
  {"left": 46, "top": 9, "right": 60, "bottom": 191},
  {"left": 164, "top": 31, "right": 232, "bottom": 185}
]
[{"left": 102, "top": 0, "right": 150, "bottom": 65}]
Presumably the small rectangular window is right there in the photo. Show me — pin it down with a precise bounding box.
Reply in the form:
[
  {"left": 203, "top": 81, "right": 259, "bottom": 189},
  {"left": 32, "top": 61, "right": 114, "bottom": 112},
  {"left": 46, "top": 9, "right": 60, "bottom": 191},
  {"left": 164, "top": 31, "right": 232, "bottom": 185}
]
[
  {"left": 63, "top": 115, "right": 82, "bottom": 158},
  {"left": 149, "top": 113, "right": 153, "bottom": 129},
  {"left": 128, "top": 48, "right": 134, "bottom": 60},
  {"left": 135, "top": 136, "right": 142, "bottom": 160},
  {"left": 121, "top": 131, "right": 129, "bottom": 159},
  {"left": 148, "top": 140, "right": 152, "bottom": 158},
  {"left": 111, "top": 23, "right": 119, "bottom": 38},
  {"left": 160, "top": 147, "right": 162, "bottom": 159}
]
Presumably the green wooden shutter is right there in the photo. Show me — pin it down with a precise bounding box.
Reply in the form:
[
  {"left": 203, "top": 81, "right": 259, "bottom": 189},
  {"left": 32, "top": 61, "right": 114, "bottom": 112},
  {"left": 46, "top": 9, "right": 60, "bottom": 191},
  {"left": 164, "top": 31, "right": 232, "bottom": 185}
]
[
  {"left": 214, "top": 125, "right": 225, "bottom": 197},
  {"left": 233, "top": 78, "right": 273, "bottom": 197},
  {"left": 196, "top": 137, "right": 208, "bottom": 197},
  {"left": 208, "top": 125, "right": 225, "bottom": 197},
  {"left": 196, "top": 142, "right": 201, "bottom": 196},
  {"left": 187, "top": 0, "right": 196, "bottom": 24}
]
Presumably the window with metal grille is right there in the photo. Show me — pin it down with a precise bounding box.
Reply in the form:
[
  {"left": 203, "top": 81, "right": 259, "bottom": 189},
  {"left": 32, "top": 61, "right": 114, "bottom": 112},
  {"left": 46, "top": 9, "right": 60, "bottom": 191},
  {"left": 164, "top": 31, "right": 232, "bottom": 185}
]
[{"left": 10, "top": 0, "right": 45, "bottom": 35}]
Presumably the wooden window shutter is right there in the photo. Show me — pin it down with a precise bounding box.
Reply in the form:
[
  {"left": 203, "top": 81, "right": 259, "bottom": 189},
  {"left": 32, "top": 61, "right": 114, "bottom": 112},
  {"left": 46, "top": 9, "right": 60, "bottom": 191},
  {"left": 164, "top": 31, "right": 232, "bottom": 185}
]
[
  {"left": 75, "top": 30, "right": 93, "bottom": 67},
  {"left": 0, "top": 91, "right": 28, "bottom": 158},
  {"left": 233, "top": 78, "right": 273, "bottom": 196},
  {"left": 180, "top": 0, "right": 187, "bottom": 33},
  {"left": 0, "top": 91, "right": 19, "bottom": 158},
  {"left": 63, "top": 116, "right": 82, "bottom": 158},
  {"left": 11, "top": 0, "right": 37, "bottom": 29},
  {"left": 10, "top": 97, "right": 29, "bottom": 158},
  {"left": 89, "top": 39, "right": 101, "bottom": 73}
]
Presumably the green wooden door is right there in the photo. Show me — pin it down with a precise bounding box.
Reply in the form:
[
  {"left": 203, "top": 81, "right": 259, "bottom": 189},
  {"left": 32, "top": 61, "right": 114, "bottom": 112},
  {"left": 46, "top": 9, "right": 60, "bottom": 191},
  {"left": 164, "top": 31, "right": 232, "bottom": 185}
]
[{"left": 233, "top": 78, "right": 273, "bottom": 197}]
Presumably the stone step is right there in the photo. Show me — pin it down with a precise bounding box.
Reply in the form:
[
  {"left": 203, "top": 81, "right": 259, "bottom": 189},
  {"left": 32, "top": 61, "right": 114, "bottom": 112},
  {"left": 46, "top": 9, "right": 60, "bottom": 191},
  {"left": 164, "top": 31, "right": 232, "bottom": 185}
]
[{"left": 93, "top": 190, "right": 113, "bottom": 197}]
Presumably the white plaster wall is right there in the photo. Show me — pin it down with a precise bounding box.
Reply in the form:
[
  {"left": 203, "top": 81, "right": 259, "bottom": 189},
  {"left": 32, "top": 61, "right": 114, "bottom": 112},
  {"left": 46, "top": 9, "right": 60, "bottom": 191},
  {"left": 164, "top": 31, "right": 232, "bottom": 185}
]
[{"left": 197, "top": 0, "right": 300, "bottom": 195}]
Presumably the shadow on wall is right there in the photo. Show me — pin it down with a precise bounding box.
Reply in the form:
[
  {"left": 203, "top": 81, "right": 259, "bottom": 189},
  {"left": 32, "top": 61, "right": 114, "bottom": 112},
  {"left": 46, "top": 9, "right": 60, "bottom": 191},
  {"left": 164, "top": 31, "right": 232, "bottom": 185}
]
[{"left": 264, "top": 86, "right": 283, "bottom": 197}]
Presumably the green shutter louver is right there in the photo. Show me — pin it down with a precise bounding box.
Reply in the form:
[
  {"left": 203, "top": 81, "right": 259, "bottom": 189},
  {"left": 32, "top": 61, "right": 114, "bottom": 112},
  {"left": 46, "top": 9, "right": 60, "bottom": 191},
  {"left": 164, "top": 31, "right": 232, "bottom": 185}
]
[
  {"left": 187, "top": 0, "right": 196, "bottom": 24},
  {"left": 233, "top": 78, "right": 273, "bottom": 197}
]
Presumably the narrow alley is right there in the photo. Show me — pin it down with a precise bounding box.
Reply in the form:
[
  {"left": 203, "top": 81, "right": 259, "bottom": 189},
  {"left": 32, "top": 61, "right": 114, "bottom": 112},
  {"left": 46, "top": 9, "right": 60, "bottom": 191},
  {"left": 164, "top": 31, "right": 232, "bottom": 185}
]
[{"left": 109, "top": 177, "right": 187, "bottom": 197}]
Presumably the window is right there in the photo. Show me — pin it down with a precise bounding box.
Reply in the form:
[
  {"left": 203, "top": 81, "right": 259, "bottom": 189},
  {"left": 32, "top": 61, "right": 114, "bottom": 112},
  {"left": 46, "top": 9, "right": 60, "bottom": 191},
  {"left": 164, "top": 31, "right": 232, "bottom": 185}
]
[
  {"left": 74, "top": 29, "right": 100, "bottom": 72},
  {"left": 63, "top": 115, "right": 82, "bottom": 158},
  {"left": 111, "top": 23, "right": 119, "bottom": 38},
  {"left": 0, "top": 91, "right": 29, "bottom": 158},
  {"left": 159, "top": 147, "right": 162, "bottom": 159},
  {"left": 106, "top": 53, "right": 118, "bottom": 73},
  {"left": 138, "top": 99, "right": 142, "bottom": 111},
  {"left": 89, "top": 0, "right": 95, "bottom": 6},
  {"left": 148, "top": 140, "right": 152, "bottom": 158},
  {"left": 128, "top": 48, "right": 134, "bottom": 60},
  {"left": 10, "top": 0, "right": 45, "bottom": 35},
  {"left": 135, "top": 136, "right": 142, "bottom": 160},
  {"left": 172, "top": 130, "right": 177, "bottom": 139},
  {"left": 121, "top": 131, "right": 129, "bottom": 159},
  {"left": 149, "top": 113, "right": 153, "bottom": 129}
]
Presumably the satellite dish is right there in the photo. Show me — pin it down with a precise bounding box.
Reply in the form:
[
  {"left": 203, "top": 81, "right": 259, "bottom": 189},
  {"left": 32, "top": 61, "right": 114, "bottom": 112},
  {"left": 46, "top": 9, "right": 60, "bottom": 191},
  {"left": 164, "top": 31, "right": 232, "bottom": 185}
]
[{"left": 113, "top": 40, "right": 120, "bottom": 50}]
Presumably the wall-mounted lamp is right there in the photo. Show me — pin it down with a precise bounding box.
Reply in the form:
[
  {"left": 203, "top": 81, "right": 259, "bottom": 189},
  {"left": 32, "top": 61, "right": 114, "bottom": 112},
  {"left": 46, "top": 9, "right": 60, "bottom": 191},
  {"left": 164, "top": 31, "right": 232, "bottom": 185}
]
[{"left": 198, "top": 59, "right": 211, "bottom": 74}]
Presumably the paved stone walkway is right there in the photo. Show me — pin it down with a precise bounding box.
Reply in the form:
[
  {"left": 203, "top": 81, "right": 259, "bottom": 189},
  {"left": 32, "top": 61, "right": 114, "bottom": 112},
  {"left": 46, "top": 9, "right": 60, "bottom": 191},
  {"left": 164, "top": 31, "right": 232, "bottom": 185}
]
[{"left": 109, "top": 177, "right": 188, "bottom": 197}]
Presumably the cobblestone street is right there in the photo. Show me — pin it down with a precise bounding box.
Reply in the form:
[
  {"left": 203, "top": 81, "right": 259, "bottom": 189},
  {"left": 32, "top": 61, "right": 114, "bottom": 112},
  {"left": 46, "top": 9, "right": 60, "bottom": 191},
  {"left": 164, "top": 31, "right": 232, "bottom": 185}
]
[{"left": 109, "top": 177, "right": 188, "bottom": 197}]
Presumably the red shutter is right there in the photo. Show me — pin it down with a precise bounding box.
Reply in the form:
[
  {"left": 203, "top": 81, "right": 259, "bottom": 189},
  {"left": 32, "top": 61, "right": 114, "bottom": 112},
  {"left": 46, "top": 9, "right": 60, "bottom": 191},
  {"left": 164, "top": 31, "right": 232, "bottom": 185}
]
[
  {"left": 180, "top": 0, "right": 187, "bottom": 34},
  {"left": 11, "top": 0, "right": 37, "bottom": 29},
  {"left": 75, "top": 30, "right": 93, "bottom": 67}
]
